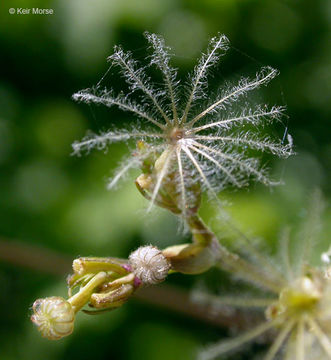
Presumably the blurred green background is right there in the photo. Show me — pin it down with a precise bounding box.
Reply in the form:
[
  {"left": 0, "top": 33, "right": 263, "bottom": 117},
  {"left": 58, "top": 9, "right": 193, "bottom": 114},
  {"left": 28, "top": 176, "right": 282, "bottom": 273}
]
[{"left": 0, "top": 0, "right": 330, "bottom": 359}]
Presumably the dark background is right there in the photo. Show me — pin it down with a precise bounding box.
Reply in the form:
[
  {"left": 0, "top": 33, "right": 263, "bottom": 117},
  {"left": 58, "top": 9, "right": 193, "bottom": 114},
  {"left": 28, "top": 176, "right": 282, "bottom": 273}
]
[{"left": 0, "top": 0, "right": 330, "bottom": 359}]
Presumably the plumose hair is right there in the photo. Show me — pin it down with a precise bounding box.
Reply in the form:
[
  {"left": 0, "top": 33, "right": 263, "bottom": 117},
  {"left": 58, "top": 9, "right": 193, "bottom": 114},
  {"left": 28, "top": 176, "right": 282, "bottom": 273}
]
[{"left": 72, "top": 33, "right": 293, "bottom": 213}]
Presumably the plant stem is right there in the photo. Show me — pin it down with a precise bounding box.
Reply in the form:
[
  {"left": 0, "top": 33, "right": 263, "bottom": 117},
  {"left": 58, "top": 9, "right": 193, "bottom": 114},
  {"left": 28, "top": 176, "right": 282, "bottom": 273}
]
[{"left": 187, "top": 214, "right": 283, "bottom": 293}]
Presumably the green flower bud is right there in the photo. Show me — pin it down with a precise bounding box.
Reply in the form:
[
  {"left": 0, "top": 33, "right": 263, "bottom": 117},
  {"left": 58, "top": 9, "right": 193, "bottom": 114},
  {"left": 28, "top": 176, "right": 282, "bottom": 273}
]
[
  {"left": 31, "top": 297, "right": 75, "bottom": 340},
  {"left": 90, "top": 284, "right": 134, "bottom": 309}
]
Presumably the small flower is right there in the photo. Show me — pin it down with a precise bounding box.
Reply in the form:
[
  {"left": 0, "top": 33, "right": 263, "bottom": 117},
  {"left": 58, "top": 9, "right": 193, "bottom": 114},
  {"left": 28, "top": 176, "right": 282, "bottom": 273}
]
[
  {"left": 197, "top": 190, "right": 331, "bottom": 360},
  {"left": 72, "top": 32, "right": 293, "bottom": 214},
  {"left": 129, "top": 245, "right": 170, "bottom": 285},
  {"left": 31, "top": 297, "right": 75, "bottom": 340}
]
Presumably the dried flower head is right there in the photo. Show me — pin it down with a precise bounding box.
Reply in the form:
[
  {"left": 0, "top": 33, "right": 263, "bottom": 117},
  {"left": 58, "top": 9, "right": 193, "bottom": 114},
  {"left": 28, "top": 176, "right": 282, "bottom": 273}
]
[
  {"left": 72, "top": 32, "right": 293, "bottom": 214},
  {"left": 31, "top": 297, "right": 75, "bottom": 340},
  {"left": 197, "top": 190, "right": 331, "bottom": 360},
  {"left": 129, "top": 245, "right": 170, "bottom": 285}
]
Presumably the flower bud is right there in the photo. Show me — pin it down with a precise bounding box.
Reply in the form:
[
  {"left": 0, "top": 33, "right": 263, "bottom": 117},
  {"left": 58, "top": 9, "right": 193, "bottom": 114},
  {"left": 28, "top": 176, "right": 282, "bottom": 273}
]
[
  {"left": 72, "top": 257, "right": 128, "bottom": 276},
  {"left": 31, "top": 297, "right": 75, "bottom": 340},
  {"left": 136, "top": 173, "right": 153, "bottom": 192},
  {"left": 129, "top": 245, "right": 170, "bottom": 285},
  {"left": 90, "top": 284, "right": 134, "bottom": 309}
]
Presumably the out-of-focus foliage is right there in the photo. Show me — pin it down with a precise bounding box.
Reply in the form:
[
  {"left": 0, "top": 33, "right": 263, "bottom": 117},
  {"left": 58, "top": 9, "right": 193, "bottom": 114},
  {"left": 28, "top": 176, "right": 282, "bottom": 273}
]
[{"left": 0, "top": 0, "right": 330, "bottom": 359}]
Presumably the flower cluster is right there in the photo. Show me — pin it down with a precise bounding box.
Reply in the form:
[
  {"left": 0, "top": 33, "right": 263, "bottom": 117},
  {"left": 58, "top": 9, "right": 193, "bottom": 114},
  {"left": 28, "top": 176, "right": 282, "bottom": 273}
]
[
  {"left": 31, "top": 238, "right": 221, "bottom": 339},
  {"left": 31, "top": 246, "right": 171, "bottom": 339},
  {"left": 197, "top": 190, "right": 331, "bottom": 360}
]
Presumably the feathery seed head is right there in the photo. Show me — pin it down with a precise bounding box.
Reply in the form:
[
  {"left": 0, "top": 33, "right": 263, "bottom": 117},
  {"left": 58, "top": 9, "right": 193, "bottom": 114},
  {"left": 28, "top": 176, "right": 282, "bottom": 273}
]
[{"left": 72, "top": 33, "right": 293, "bottom": 215}]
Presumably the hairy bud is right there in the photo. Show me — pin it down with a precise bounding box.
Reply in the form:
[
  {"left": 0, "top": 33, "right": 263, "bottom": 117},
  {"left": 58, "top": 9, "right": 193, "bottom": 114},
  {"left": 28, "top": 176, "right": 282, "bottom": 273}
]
[{"left": 129, "top": 245, "right": 170, "bottom": 285}]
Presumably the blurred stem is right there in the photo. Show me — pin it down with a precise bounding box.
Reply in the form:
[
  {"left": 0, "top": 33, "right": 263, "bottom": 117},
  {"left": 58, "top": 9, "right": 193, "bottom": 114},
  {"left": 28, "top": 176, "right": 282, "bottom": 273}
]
[{"left": 0, "top": 238, "right": 72, "bottom": 275}]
